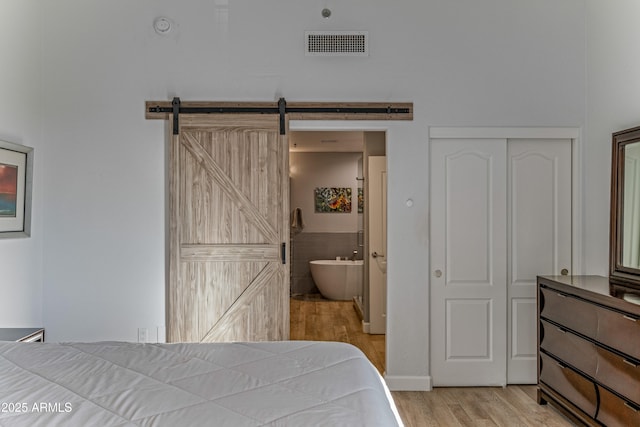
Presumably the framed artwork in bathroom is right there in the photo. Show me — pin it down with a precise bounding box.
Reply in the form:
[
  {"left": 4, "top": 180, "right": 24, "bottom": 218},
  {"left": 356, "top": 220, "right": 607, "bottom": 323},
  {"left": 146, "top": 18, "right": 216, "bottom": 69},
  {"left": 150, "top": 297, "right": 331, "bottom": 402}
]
[
  {"left": 0, "top": 140, "right": 33, "bottom": 238},
  {"left": 358, "top": 188, "right": 364, "bottom": 213},
  {"left": 314, "top": 187, "right": 352, "bottom": 213}
]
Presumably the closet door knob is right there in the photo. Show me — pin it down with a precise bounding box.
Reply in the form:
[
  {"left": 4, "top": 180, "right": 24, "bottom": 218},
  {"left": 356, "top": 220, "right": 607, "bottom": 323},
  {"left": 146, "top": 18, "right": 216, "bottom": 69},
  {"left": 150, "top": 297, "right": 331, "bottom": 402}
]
[
  {"left": 434, "top": 270, "right": 442, "bottom": 278},
  {"left": 561, "top": 268, "right": 569, "bottom": 276}
]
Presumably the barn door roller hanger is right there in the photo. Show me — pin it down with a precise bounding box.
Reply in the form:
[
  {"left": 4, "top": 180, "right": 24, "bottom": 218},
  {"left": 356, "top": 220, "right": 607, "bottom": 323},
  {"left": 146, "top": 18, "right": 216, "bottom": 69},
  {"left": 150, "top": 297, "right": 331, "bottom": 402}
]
[{"left": 147, "top": 97, "right": 413, "bottom": 135}]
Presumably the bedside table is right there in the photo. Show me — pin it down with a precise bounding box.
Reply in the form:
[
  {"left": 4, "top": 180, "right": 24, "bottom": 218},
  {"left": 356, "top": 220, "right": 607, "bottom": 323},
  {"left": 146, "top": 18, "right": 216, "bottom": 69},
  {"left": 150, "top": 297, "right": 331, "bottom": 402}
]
[{"left": 0, "top": 328, "right": 45, "bottom": 342}]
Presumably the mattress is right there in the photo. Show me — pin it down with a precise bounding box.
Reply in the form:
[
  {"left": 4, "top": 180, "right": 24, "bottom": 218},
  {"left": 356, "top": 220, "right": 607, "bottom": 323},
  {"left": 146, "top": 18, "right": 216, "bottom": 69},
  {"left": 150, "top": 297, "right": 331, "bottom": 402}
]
[{"left": 0, "top": 340, "right": 402, "bottom": 426}]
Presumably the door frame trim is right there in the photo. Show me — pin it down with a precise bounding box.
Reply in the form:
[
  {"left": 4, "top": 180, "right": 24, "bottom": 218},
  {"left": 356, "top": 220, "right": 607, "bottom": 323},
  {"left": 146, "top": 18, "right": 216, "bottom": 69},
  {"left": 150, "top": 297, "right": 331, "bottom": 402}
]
[
  {"left": 429, "top": 127, "right": 579, "bottom": 140},
  {"left": 290, "top": 120, "right": 393, "bottom": 367}
]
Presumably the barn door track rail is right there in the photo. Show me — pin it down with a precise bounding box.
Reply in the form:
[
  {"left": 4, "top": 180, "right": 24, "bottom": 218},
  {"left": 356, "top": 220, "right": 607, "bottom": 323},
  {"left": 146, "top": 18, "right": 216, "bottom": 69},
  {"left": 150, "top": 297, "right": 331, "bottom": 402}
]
[{"left": 146, "top": 97, "right": 413, "bottom": 135}]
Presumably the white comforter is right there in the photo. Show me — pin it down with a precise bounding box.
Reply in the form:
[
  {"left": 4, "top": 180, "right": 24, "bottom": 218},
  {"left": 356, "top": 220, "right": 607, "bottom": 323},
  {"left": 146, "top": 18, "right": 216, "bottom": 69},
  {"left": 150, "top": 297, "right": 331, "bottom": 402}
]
[{"left": 0, "top": 340, "right": 401, "bottom": 426}]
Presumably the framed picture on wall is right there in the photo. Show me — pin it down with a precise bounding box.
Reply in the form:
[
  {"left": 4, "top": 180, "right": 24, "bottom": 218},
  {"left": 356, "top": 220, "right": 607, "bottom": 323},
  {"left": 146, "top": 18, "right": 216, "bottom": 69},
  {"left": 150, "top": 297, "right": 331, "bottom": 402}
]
[
  {"left": 0, "top": 140, "right": 33, "bottom": 238},
  {"left": 314, "top": 187, "right": 352, "bottom": 213}
]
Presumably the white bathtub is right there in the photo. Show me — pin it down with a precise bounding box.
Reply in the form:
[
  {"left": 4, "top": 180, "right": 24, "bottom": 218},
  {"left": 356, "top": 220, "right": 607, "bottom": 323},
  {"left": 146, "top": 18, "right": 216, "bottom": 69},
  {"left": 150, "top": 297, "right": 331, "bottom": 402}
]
[{"left": 309, "top": 260, "right": 364, "bottom": 301}]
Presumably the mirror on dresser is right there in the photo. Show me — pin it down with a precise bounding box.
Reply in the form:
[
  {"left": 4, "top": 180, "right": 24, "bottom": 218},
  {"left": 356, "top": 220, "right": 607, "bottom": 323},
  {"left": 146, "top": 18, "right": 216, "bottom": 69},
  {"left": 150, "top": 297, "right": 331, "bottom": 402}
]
[{"left": 610, "top": 125, "right": 640, "bottom": 288}]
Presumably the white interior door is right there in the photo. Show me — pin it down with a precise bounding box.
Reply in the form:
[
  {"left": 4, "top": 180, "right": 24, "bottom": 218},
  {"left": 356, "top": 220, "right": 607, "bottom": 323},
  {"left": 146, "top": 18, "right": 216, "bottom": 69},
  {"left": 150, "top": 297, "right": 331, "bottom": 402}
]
[
  {"left": 368, "top": 156, "right": 387, "bottom": 334},
  {"left": 507, "top": 139, "right": 571, "bottom": 383},
  {"left": 430, "top": 139, "right": 508, "bottom": 386}
]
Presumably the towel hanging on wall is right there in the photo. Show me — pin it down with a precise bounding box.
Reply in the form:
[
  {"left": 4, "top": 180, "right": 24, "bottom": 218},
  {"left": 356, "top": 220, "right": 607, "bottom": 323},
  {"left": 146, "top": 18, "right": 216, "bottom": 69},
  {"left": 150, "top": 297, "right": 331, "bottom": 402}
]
[{"left": 291, "top": 207, "right": 305, "bottom": 233}]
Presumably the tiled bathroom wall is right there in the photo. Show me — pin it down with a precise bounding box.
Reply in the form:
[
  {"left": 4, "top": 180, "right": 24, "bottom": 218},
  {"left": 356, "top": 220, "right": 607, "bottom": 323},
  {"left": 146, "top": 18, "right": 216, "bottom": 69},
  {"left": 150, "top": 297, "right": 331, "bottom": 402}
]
[{"left": 291, "top": 232, "right": 363, "bottom": 296}]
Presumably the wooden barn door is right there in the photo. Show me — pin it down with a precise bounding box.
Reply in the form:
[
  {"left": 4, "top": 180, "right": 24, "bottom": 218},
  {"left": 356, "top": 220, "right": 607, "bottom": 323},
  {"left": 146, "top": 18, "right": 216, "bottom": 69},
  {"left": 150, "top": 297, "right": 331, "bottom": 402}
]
[{"left": 168, "top": 114, "right": 289, "bottom": 343}]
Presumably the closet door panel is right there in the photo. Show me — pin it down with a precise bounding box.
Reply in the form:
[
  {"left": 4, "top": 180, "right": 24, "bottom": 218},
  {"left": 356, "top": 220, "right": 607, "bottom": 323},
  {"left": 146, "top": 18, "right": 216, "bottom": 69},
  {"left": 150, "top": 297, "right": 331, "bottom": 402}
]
[
  {"left": 430, "top": 139, "right": 508, "bottom": 386},
  {"left": 507, "top": 139, "right": 572, "bottom": 383}
]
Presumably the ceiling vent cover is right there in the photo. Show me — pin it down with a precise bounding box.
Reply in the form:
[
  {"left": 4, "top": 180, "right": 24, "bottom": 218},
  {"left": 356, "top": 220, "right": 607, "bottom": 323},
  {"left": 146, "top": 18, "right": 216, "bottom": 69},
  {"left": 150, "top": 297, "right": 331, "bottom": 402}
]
[{"left": 305, "top": 31, "right": 369, "bottom": 56}]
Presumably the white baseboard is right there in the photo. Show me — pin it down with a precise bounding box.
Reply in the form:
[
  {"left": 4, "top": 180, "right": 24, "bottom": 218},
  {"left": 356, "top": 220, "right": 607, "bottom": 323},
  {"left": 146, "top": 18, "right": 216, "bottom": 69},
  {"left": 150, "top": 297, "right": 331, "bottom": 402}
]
[
  {"left": 384, "top": 375, "right": 432, "bottom": 391},
  {"left": 361, "top": 321, "right": 370, "bottom": 333}
]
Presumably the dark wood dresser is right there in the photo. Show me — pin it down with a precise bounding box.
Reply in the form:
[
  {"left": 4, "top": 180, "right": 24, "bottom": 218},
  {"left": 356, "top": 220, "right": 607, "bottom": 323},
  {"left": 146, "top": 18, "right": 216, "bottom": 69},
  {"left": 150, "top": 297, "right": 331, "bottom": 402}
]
[{"left": 537, "top": 275, "right": 640, "bottom": 426}]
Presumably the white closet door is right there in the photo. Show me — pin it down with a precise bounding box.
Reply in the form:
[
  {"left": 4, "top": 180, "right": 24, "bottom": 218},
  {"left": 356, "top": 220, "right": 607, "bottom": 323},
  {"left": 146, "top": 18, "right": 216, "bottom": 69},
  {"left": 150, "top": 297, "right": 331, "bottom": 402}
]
[
  {"left": 507, "top": 139, "right": 572, "bottom": 383},
  {"left": 430, "top": 139, "right": 508, "bottom": 386}
]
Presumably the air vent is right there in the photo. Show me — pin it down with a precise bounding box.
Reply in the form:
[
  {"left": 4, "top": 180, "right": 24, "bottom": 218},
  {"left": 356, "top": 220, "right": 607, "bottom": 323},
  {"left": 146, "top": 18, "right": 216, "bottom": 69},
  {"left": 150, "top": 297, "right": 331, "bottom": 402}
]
[{"left": 305, "top": 31, "right": 369, "bottom": 56}]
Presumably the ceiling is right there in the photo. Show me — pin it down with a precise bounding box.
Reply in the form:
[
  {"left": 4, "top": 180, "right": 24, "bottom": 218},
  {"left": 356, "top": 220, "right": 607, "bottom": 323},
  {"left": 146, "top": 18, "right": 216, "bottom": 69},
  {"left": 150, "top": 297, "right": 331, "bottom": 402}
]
[{"left": 289, "top": 131, "right": 364, "bottom": 152}]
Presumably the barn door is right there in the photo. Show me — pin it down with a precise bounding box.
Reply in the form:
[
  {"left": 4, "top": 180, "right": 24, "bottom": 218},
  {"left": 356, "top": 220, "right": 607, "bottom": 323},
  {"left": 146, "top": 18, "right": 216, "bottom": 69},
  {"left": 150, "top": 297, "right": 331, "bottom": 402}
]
[{"left": 168, "top": 114, "right": 289, "bottom": 343}]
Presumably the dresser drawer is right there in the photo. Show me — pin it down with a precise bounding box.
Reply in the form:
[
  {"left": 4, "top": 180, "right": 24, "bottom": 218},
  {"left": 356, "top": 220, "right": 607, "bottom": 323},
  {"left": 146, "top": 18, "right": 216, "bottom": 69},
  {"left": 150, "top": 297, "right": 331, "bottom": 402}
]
[
  {"left": 540, "top": 287, "right": 598, "bottom": 338},
  {"left": 540, "top": 319, "right": 597, "bottom": 377},
  {"left": 539, "top": 352, "right": 597, "bottom": 418},
  {"left": 596, "top": 307, "right": 640, "bottom": 360},
  {"left": 596, "top": 385, "right": 640, "bottom": 427},
  {"left": 595, "top": 346, "right": 640, "bottom": 405}
]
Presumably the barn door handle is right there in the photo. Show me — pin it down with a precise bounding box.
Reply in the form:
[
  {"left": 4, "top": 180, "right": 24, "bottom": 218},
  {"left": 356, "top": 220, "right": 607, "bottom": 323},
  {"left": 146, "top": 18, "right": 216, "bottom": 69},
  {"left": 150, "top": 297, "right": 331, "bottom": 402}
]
[{"left": 281, "top": 243, "right": 286, "bottom": 264}]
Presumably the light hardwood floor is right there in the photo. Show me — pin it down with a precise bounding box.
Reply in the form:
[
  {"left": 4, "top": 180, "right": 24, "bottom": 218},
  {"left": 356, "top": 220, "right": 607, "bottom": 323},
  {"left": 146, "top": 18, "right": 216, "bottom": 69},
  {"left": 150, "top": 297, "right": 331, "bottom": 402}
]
[{"left": 290, "top": 298, "right": 573, "bottom": 427}]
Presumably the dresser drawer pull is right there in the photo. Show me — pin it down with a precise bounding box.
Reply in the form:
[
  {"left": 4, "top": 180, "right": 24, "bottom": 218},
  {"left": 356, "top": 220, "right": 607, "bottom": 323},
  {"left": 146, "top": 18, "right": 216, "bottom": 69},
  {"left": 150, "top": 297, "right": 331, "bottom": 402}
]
[
  {"left": 556, "top": 361, "right": 567, "bottom": 369},
  {"left": 556, "top": 327, "right": 567, "bottom": 333},
  {"left": 623, "top": 358, "right": 639, "bottom": 368},
  {"left": 623, "top": 314, "right": 638, "bottom": 322},
  {"left": 556, "top": 293, "right": 568, "bottom": 298},
  {"left": 624, "top": 402, "right": 639, "bottom": 413}
]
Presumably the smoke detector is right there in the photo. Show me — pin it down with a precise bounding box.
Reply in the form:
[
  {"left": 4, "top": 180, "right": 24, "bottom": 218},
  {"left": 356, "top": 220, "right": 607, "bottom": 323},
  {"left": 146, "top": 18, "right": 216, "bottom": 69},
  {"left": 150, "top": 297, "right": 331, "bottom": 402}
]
[{"left": 153, "top": 17, "right": 172, "bottom": 35}]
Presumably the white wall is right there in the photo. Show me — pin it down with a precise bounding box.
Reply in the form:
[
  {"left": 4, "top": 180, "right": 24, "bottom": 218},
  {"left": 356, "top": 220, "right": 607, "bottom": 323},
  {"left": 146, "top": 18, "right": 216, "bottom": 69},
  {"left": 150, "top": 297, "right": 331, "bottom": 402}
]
[
  {"left": 0, "top": 0, "right": 591, "bottom": 389},
  {"left": 0, "top": 1, "right": 43, "bottom": 327},
  {"left": 290, "top": 152, "right": 361, "bottom": 233},
  {"left": 41, "top": 2, "right": 167, "bottom": 342},
  {"left": 584, "top": 0, "right": 640, "bottom": 276}
]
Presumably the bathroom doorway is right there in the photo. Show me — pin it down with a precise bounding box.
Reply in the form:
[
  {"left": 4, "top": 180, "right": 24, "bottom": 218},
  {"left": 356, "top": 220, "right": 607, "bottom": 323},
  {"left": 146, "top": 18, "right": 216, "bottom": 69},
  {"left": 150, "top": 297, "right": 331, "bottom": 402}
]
[{"left": 288, "top": 130, "right": 387, "bottom": 335}]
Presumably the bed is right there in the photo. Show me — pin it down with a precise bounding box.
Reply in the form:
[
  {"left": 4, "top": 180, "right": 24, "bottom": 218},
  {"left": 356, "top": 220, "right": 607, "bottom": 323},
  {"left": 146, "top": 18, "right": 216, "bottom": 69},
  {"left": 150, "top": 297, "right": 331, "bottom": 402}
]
[{"left": 0, "top": 340, "right": 402, "bottom": 426}]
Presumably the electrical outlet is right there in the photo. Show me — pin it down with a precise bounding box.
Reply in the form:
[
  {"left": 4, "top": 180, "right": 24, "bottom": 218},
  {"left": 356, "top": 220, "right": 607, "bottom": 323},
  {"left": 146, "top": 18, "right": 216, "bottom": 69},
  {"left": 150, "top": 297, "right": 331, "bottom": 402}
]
[{"left": 138, "top": 327, "right": 148, "bottom": 343}]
